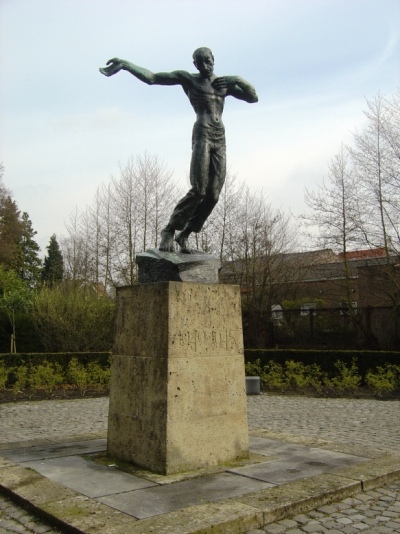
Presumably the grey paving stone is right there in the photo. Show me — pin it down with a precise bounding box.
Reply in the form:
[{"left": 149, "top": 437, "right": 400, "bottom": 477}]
[
  {"left": 291, "top": 514, "right": 310, "bottom": 524},
  {"left": 385, "top": 521, "right": 400, "bottom": 532},
  {"left": 317, "top": 504, "right": 339, "bottom": 514},
  {"left": 98, "top": 471, "right": 273, "bottom": 519},
  {"left": 22, "top": 454, "right": 157, "bottom": 497},
  {"left": 248, "top": 435, "right": 312, "bottom": 456},
  {"left": 303, "top": 523, "right": 325, "bottom": 533},
  {"left": 263, "top": 524, "right": 286, "bottom": 533},
  {"left": 307, "top": 510, "right": 326, "bottom": 519},
  {"left": 1, "top": 438, "right": 106, "bottom": 462},
  {"left": 278, "top": 518, "right": 298, "bottom": 527},
  {"left": 227, "top": 446, "right": 367, "bottom": 485},
  {"left": 337, "top": 516, "right": 354, "bottom": 524},
  {"left": 320, "top": 519, "right": 341, "bottom": 529}
]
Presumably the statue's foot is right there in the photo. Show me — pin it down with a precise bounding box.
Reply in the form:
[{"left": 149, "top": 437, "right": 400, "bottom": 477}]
[
  {"left": 175, "top": 232, "right": 192, "bottom": 254},
  {"left": 159, "top": 227, "right": 175, "bottom": 252}
]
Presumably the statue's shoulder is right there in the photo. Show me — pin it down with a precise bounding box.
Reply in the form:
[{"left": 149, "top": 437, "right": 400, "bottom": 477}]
[{"left": 170, "top": 70, "right": 193, "bottom": 83}]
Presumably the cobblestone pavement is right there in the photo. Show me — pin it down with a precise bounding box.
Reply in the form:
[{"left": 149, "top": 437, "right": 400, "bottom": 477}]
[
  {"left": 247, "top": 395, "right": 400, "bottom": 454},
  {"left": 248, "top": 480, "right": 400, "bottom": 534},
  {"left": 0, "top": 494, "right": 61, "bottom": 533},
  {"left": 0, "top": 398, "right": 109, "bottom": 445},
  {"left": 1, "top": 394, "right": 399, "bottom": 533},
  {"left": 1, "top": 395, "right": 399, "bottom": 453}
]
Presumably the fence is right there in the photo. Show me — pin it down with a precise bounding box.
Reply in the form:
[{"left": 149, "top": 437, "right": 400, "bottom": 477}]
[{"left": 266, "top": 306, "right": 400, "bottom": 351}]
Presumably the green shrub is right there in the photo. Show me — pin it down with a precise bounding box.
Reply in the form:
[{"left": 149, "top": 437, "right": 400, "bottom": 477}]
[
  {"left": 87, "top": 360, "right": 110, "bottom": 391},
  {"left": 245, "top": 349, "right": 400, "bottom": 378},
  {"left": 12, "top": 364, "right": 29, "bottom": 392},
  {"left": 262, "top": 361, "right": 287, "bottom": 391},
  {"left": 0, "top": 361, "right": 8, "bottom": 390},
  {"left": 325, "top": 359, "right": 361, "bottom": 396},
  {"left": 365, "top": 364, "right": 400, "bottom": 397},
  {"left": 306, "top": 363, "right": 328, "bottom": 394},
  {"left": 285, "top": 360, "right": 309, "bottom": 391},
  {"left": 29, "top": 362, "right": 64, "bottom": 394},
  {"left": 245, "top": 358, "right": 327, "bottom": 394},
  {"left": 67, "top": 357, "right": 88, "bottom": 395},
  {"left": 245, "top": 359, "right": 263, "bottom": 377}
]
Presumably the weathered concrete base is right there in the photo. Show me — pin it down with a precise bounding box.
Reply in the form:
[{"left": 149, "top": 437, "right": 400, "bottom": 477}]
[{"left": 107, "top": 282, "right": 249, "bottom": 475}]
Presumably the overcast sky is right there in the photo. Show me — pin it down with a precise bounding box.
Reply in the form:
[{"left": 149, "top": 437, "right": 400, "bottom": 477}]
[{"left": 1, "top": 0, "right": 399, "bottom": 254}]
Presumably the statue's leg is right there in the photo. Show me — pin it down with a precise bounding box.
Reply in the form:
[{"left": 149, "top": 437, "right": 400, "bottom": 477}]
[
  {"left": 182, "top": 139, "right": 226, "bottom": 239},
  {"left": 174, "top": 132, "right": 210, "bottom": 253}
]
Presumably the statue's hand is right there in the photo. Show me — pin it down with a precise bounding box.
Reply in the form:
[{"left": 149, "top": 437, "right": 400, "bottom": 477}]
[
  {"left": 99, "top": 58, "right": 124, "bottom": 77},
  {"left": 212, "top": 76, "right": 236, "bottom": 90}
]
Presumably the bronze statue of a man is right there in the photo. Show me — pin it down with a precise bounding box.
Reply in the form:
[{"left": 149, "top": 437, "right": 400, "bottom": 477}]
[{"left": 100, "top": 47, "right": 258, "bottom": 253}]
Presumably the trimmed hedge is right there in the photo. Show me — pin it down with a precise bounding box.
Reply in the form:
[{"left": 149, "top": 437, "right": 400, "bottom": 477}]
[
  {"left": 0, "top": 352, "right": 111, "bottom": 368},
  {"left": 245, "top": 349, "right": 400, "bottom": 379}
]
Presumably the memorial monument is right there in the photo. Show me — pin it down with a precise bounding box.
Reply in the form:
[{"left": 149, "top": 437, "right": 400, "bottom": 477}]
[{"left": 100, "top": 48, "right": 258, "bottom": 474}]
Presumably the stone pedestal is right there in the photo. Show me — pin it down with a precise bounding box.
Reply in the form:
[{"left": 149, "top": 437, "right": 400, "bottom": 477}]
[{"left": 107, "top": 282, "right": 249, "bottom": 475}]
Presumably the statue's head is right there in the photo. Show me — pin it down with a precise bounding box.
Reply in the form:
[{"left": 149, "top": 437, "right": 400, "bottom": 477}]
[{"left": 193, "top": 47, "right": 214, "bottom": 76}]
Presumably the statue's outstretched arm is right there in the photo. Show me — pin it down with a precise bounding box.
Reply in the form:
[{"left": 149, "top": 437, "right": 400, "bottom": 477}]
[
  {"left": 213, "top": 76, "right": 258, "bottom": 103},
  {"left": 99, "top": 58, "right": 190, "bottom": 86}
]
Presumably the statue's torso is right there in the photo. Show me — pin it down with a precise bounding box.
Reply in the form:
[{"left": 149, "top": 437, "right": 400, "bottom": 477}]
[{"left": 184, "top": 74, "right": 225, "bottom": 128}]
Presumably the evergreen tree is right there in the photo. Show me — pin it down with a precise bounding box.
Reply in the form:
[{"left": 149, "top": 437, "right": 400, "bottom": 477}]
[
  {"left": 0, "top": 165, "right": 41, "bottom": 285},
  {"left": 0, "top": 163, "right": 9, "bottom": 203},
  {"left": 17, "top": 212, "right": 42, "bottom": 285},
  {"left": 42, "top": 234, "right": 64, "bottom": 285},
  {"left": 0, "top": 196, "right": 23, "bottom": 269}
]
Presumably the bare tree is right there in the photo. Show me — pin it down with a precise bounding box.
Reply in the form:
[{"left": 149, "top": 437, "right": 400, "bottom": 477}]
[
  {"left": 350, "top": 91, "right": 400, "bottom": 305},
  {"left": 303, "top": 145, "right": 362, "bottom": 308},
  {"left": 299, "top": 90, "right": 400, "bottom": 348},
  {"left": 62, "top": 207, "right": 91, "bottom": 283},
  {"left": 351, "top": 94, "right": 395, "bottom": 251},
  {"left": 218, "top": 186, "right": 297, "bottom": 347},
  {"left": 62, "top": 153, "right": 178, "bottom": 288}
]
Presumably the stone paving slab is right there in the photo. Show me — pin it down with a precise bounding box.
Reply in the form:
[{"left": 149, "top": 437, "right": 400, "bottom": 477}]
[
  {"left": 97, "top": 472, "right": 274, "bottom": 520},
  {"left": 22, "top": 455, "right": 158, "bottom": 498},
  {"left": 0, "top": 438, "right": 107, "bottom": 462},
  {"left": 227, "top": 451, "right": 368, "bottom": 485}
]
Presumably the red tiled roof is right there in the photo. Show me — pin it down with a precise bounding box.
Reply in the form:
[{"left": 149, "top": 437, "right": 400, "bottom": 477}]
[{"left": 338, "top": 248, "right": 386, "bottom": 260}]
